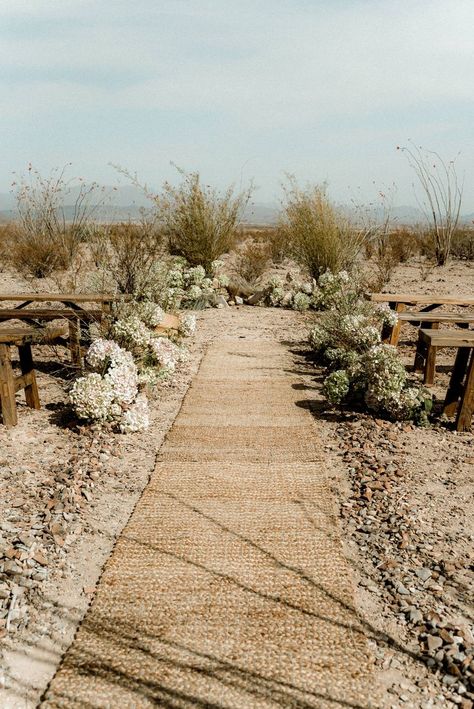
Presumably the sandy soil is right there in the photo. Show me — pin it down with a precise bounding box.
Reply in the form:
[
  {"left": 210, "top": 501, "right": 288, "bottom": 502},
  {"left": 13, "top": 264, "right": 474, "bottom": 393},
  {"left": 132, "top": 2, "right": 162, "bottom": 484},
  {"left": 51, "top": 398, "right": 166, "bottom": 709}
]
[{"left": 1, "top": 258, "right": 473, "bottom": 708}]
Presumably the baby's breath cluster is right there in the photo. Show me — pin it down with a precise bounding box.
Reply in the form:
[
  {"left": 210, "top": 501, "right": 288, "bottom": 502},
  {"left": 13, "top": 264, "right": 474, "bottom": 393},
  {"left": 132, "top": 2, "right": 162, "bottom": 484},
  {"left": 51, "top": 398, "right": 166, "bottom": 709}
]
[
  {"left": 262, "top": 270, "right": 356, "bottom": 312},
  {"left": 160, "top": 258, "right": 230, "bottom": 310},
  {"left": 308, "top": 290, "right": 431, "bottom": 424},
  {"left": 70, "top": 339, "right": 146, "bottom": 430}
]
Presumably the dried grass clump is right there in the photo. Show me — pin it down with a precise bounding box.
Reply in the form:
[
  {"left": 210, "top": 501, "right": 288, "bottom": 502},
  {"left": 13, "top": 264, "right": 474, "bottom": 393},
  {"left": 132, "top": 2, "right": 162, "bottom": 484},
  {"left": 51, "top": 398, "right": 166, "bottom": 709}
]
[
  {"left": 450, "top": 227, "right": 474, "bottom": 260},
  {"left": 10, "top": 165, "right": 105, "bottom": 279},
  {"left": 279, "top": 179, "right": 366, "bottom": 278},
  {"left": 90, "top": 214, "right": 165, "bottom": 297},
  {"left": 233, "top": 239, "right": 271, "bottom": 285}
]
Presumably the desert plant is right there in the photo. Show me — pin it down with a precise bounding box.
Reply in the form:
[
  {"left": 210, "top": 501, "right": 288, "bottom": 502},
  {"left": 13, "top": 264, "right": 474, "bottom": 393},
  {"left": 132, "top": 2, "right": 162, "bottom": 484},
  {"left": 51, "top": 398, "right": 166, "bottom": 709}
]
[
  {"left": 279, "top": 178, "right": 367, "bottom": 278},
  {"left": 233, "top": 239, "right": 271, "bottom": 285},
  {"left": 160, "top": 167, "right": 252, "bottom": 273},
  {"left": 450, "top": 227, "right": 474, "bottom": 260},
  {"left": 399, "top": 143, "right": 463, "bottom": 266},
  {"left": 89, "top": 212, "right": 165, "bottom": 297},
  {"left": 10, "top": 165, "right": 105, "bottom": 278}
]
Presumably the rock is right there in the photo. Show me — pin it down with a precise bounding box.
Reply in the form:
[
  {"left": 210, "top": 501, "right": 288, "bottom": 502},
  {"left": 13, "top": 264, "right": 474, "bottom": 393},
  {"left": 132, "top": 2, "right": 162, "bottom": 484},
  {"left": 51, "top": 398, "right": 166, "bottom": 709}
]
[
  {"left": 427, "top": 635, "right": 444, "bottom": 652},
  {"left": 409, "top": 608, "right": 423, "bottom": 624},
  {"left": 235, "top": 296, "right": 244, "bottom": 305},
  {"left": 415, "top": 567, "right": 432, "bottom": 581}
]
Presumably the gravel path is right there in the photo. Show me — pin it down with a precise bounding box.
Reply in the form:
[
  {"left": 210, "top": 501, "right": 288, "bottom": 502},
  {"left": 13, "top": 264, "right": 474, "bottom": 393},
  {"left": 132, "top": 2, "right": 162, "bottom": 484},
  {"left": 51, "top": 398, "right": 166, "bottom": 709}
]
[{"left": 40, "top": 329, "right": 378, "bottom": 708}]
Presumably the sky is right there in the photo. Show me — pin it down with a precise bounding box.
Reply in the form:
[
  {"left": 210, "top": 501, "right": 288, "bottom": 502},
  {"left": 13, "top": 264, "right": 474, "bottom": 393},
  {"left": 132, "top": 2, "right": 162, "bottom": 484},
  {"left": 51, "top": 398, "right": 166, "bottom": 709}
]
[{"left": 1, "top": 0, "right": 474, "bottom": 210}]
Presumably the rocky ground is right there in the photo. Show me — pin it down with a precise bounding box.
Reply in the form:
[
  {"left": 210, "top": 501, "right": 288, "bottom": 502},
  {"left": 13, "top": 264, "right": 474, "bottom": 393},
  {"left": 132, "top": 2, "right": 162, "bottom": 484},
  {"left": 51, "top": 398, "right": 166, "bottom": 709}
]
[{"left": 0, "top": 257, "right": 473, "bottom": 708}]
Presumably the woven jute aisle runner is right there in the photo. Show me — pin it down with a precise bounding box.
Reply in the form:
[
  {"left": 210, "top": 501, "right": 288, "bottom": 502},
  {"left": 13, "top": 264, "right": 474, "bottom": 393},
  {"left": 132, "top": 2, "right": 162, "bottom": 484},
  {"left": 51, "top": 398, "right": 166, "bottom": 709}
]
[{"left": 41, "top": 337, "right": 378, "bottom": 708}]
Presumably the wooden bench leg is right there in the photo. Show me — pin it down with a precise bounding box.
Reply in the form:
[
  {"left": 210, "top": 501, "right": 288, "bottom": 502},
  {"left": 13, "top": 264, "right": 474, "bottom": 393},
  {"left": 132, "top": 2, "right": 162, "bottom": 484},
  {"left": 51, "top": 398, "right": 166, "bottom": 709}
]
[
  {"left": 424, "top": 343, "right": 437, "bottom": 386},
  {"left": 69, "top": 318, "right": 82, "bottom": 367},
  {"left": 414, "top": 329, "right": 427, "bottom": 371},
  {"left": 456, "top": 350, "right": 474, "bottom": 432},
  {"left": 0, "top": 344, "right": 18, "bottom": 427},
  {"left": 18, "top": 344, "right": 41, "bottom": 410},
  {"left": 443, "top": 347, "right": 470, "bottom": 417},
  {"left": 382, "top": 302, "right": 405, "bottom": 345}
]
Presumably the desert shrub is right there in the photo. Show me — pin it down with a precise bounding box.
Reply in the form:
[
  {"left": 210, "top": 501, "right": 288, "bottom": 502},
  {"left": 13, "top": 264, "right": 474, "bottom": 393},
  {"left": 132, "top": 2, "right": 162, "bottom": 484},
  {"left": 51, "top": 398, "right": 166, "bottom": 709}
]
[
  {"left": 450, "top": 227, "right": 474, "bottom": 260},
  {"left": 279, "top": 179, "right": 367, "bottom": 278},
  {"left": 89, "top": 214, "right": 165, "bottom": 297},
  {"left": 160, "top": 168, "right": 252, "bottom": 273},
  {"left": 233, "top": 239, "right": 271, "bottom": 285},
  {"left": 308, "top": 293, "right": 432, "bottom": 424},
  {"left": 389, "top": 228, "right": 420, "bottom": 263},
  {"left": 399, "top": 144, "right": 462, "bottom": 266},
  {"left": 10, "top": 165, "right": 105, "bottom": 278}
]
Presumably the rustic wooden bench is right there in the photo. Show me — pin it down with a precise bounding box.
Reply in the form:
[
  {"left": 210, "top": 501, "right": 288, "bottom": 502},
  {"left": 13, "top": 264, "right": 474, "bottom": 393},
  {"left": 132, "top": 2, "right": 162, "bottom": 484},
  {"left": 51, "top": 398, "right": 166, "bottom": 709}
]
[
  {"left": 395, "top": 312, "right": 474, "bottom": 364},
  {"left": 0, "top": 294, "right": 129, "bottom": 366},
  {"left": 0, "top": 325, "right": 68, "bottom": 427},
  {"left": 0, "top": 309, "right": 104, "bottom": 365},
  {"left": 416, "top": 327, "right": 474, "bottom": 381},
  {"left": 370, "top": 293, "right": 474, "bottom": 345}
]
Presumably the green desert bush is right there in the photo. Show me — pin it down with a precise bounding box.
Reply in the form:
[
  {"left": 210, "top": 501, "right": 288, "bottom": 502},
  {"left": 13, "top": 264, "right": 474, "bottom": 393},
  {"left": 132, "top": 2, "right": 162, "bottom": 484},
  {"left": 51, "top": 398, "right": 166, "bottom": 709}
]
[
  {"left": 279, "top": 179, "right": 366, "bottom": 278},
  {"left": 233, "top": 239, "right": 271, "bottom": 285},
  {"left": 160, "top": 168, "right": 252, "bottom": 274}
]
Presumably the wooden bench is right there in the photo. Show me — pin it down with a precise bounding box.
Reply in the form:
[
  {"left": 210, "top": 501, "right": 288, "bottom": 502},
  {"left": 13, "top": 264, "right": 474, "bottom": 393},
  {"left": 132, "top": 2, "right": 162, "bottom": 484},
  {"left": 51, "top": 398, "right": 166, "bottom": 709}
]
[
  {"left": 0, "top": 309, "right": 104, "bottom": 365},
  {"left": 394, "top": 312, "right": 474, "bottom": 359},
  {"left": 416, "top": 327, "right": 474, "bottom": 382},
  {"left": 370, "top": 293, "right": 474, "bottom": 345},
  {"left": 0, "top": 325, "right": 67, "bottom": 427}
]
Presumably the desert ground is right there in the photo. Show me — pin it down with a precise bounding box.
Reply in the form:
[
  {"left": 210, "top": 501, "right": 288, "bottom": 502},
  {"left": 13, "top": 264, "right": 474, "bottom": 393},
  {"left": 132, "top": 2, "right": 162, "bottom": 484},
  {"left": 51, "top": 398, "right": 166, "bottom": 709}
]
[{"left": 0, "top": 255, "right": 473, "bottom": 709}]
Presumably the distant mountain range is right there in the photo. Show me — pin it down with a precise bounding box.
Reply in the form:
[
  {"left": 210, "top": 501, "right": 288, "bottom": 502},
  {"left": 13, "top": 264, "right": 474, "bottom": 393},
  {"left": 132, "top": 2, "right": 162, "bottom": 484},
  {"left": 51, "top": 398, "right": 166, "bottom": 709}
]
[{"left": 0, "top": 187, "right": 472, "bottom": 226}]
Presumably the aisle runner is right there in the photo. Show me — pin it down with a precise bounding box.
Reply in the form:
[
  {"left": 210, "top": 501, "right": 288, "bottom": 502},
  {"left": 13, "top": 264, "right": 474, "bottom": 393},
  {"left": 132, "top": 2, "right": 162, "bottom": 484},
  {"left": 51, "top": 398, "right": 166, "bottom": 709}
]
[{"left": 42, "top": 339, "right": 377, "bottom": 708}]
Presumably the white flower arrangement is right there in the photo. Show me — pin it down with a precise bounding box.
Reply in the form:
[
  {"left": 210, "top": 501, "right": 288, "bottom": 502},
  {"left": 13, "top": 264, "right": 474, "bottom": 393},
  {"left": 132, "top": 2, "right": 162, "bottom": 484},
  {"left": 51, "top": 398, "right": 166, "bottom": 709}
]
[
  {"left": 150, "top": 336, "right": 180, "bottom": 372},
  {"left": 70, "top": 373, "right": 117, "bottom": 422},
  {"left": 135, "top": 301, "right": 165, "bottom": 328},
  {"left": 119, "top": 393, "right": 150, "bottom": 433},
  {"left": 292, "top": 292, "right": 311, "bottom": 311},
  {"left": 308, "top": 293, "right": 432, "bottom": 423},
  {"left": 111, "top": 315, "right": 152, "bottom": 350},
  {"left": 179, "top": 312, "right": 197, "bottom": 337}
]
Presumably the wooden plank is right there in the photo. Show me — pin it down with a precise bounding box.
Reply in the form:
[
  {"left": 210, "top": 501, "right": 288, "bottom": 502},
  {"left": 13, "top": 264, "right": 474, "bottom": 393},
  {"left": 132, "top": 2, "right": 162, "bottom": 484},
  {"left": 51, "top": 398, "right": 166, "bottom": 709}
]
[
  {"left": 0, "top": 343, "right": 17, "bottom": 427},
  {"left": 419, "top": 329, "right": 474, "bottom": 348},
  {"left": 18, "top": 344, "right": 41, "bottom": 410},
  {"left": 0, "top": 325, "right": 68, "bottom": 345},
  {"left": 398, "top": 312, "right": 474, "bottom": 323},
  {"left": 0, "top": 293, "right": 121, "bottom": 303},
  {"left": 371, "top": 293, "right": 474, "bottom": 306},
  {"left": 456, "top": 351, "right": 474, "bottom": 432},
  {"left": 0, "top": 308, "right": 103, "bottom": 321}
]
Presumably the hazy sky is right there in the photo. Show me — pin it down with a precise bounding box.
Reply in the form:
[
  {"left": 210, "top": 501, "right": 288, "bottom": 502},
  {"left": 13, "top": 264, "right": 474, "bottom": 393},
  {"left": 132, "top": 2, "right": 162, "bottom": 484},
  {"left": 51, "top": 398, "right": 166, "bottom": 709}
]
[{"left": 1, "top": 0, "right": 473, "bottom": 209}]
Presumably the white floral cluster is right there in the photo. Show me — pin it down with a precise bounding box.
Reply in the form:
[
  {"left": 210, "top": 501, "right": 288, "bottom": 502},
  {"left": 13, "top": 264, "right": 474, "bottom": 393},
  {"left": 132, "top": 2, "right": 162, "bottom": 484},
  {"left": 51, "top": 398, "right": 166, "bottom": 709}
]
[
  {"left": 111, "top": 315, "right": 152, "bottom": 351},
  {"left": 150, "top": 336, "right": 182, "bottom": 373},
  {"left": 70, "top": 339, "right": 149, "bottom": 431},
  {"left": 134, "top": 301, "right": 165, "bottom": 328},
  {"left": 161, "top": 258, "right": 230, "bottom": 310},
  {"left": 119, "top": 393, "right": 150, "bottom": 433},
  {"left": 179, "top": 312, "right": 197, "bottom": 337},
  {"left": 308, "top": 295, "right": 431, "bottom": 424},
  {"left": 263, "top": 270, "right": 356, "bottom": 312}
]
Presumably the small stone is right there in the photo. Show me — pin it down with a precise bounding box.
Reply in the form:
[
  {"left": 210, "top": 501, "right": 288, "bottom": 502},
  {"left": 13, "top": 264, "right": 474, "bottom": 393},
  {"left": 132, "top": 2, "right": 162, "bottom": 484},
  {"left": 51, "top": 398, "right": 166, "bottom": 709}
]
[
  {"left": 427, "top": 635, "right": 443, "bottom": 652},
  {"left": 415, "top": 567, "right": 432, "bottom": 581}
]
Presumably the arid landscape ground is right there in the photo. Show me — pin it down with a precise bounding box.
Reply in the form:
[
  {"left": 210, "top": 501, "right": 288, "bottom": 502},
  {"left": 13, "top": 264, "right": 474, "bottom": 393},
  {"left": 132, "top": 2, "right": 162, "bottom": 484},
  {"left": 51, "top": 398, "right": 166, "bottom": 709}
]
[{"left": 0, "top": 253, "right": 472, "bottom": 708}]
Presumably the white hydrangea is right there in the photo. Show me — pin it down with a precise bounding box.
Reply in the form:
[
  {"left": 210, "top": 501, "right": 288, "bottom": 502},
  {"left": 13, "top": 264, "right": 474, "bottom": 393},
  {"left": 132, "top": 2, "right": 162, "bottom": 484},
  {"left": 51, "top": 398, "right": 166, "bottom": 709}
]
[
  {"left": 111, "top": 316, "right": 152, "bottom": 349},
  {"left": 323, "top": 369, "right": 350, "bottom": 404},
  {"left": 150, "top": 336, "right": 180, "bottom": 372},
  {"left": 292, "top": 292, "right": 311, "bottom": 311},
  {"left": 119, "top": 393, "right": 150, "bottom": 433},
  {"left": 104, "top": 363, "right": 138, "bottom": 405},
  {"left": 211, "top": 259, "right": 225, "bottom": 274},
  {"left": 269, "top": 287, "right": 285, "bottom": 306},
  {"left": 86, "top": 339, "right": 131, "bottom": 370},
  {"left": 179, "top": 312, "right": 197, "bottom": 337},
  {"left": 375, "top": 303, "right": 399, "bottom": 327},
  {"left": 135, "top": 301, "right": 165, "bottom": 328},
  {"left": 70, "top": 373, "right": 117, "bottom": 422},
  {"left": 186, "top": 284, "right": 203, "bottom": 302},
  {"left": 186, "top": 265, "right": 206, "bottom": 286},
  {"left": 138, "top": 366, "right": 165, "bottom": 388}
]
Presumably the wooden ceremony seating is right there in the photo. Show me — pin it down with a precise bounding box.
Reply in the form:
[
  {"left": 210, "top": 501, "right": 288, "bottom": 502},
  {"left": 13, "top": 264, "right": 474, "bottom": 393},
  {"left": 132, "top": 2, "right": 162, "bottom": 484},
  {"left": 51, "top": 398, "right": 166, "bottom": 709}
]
[
  {"left": 415, "top": 329, "right": 474, "bottom": 431},
  {"left": 0, "top": 325, "right": 67, "bottom": 427},
  {"left": 370, "top": 293, "right": 474, "bottom": 345}
]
